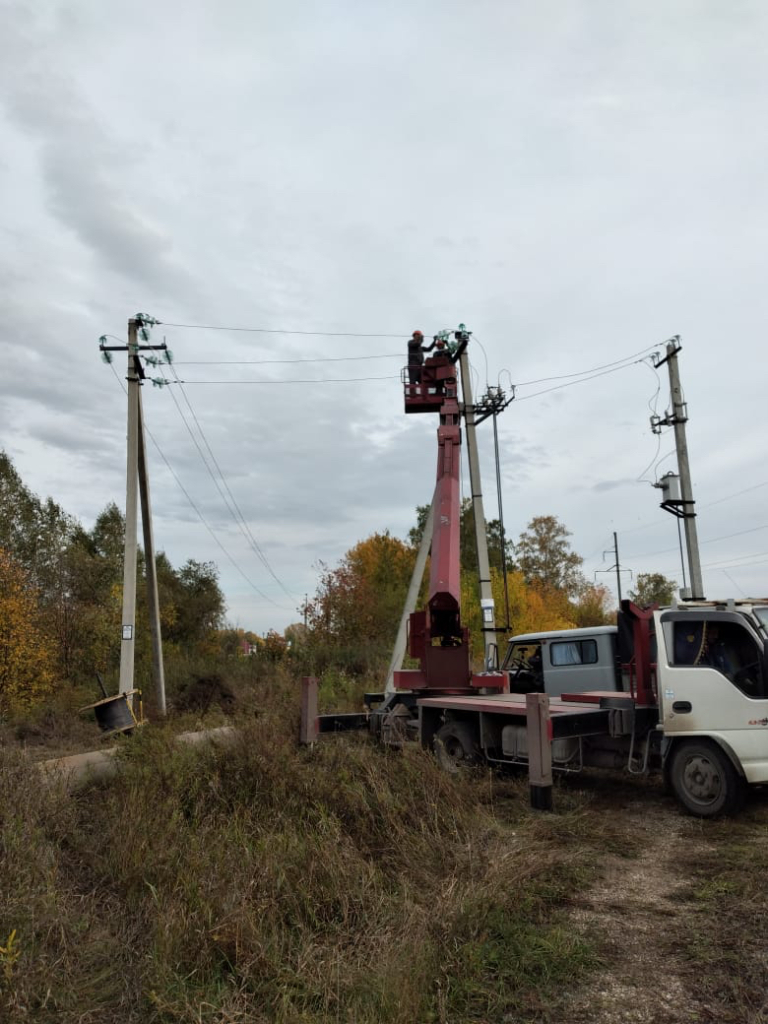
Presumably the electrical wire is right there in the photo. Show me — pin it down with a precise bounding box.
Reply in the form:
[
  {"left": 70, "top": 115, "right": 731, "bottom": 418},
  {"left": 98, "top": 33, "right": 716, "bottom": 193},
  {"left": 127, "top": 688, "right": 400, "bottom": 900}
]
[
  {"left": 635, "top": 359, "right": 664, "bottom": 483},
  {"left": 158, "top": 320, "right": 404, "bottom": 338},
  {"left": 472, "top": 334, "right": 491, "bottom": 389},
  {"left": 107, "top": 361, "right": 294, "bottom": 611},
  {"left": 150, "top": 349, "right": 298, "bottom": 603},
  {"left": 698, "top": 549, "right": 768, "bottom": 570},
  {"left": 508, "top": 343, "right": 660, "bottom": 389},
  {"left": 179, "top": 375, "right": 399, "bottom": 385},
  {"left": 634, "top": 446, "right": 675, "bottom": 491},
  {"left": 720, "top": 569, "right": 748, "bottom": 598},
  {"left": 512, "top": 359, "right": 644, "bottom": 403},
  {"left": 653, "top": 550, "right": 768, "bottom": 581},
  {"left": 175, "top": 354, "right": 401, "bottom": 365},
  {"left": 602, "top": 478, "right": 768, "bottom": 542},
  {"left": 625, "top": 522, "right": 768, "bottom": 562},
  {"left": 700, "top": 479, "right": 768, "bottom": 511}
]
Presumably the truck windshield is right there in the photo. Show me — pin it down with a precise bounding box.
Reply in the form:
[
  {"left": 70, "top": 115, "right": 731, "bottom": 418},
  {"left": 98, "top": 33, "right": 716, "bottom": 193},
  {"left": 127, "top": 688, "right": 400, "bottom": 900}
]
[{"left": 754, "top": 607, "right": 768, "bottom": 634}]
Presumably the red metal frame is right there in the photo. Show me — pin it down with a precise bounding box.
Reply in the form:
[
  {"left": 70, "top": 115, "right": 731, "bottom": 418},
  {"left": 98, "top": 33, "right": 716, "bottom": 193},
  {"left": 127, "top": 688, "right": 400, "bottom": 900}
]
[
  {"left": 397, "top": 352, "right": 478, "bottom": 693},
  {"left": 620, "top": 601, "right": 657, "bottom": 706}
]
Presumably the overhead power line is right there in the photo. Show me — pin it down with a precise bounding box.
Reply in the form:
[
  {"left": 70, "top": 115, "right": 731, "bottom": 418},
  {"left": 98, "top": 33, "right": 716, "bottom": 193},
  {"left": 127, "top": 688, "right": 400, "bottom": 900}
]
[
  {"left": 158, "top": 319, "right": 404, "bottom": 338},
  {"left": 513, "top": 357, "right": 648, "bottom": 403},
  {"left": 107, "top": 361, "right": 294, "bottom": 612},
  {"left": 624, "top": 522, "right": 768, "bottom": 563},
  {"left": 179, "top": 375, "right": 399, "bottom": 385},
  {"left": 151, "top": 351, "right": 298, "bottom": 603},
  {"left": 510, "top": 343, "right": 661, "bottom": 389},
  {"left": 175, "top": 354, "right": 401, "bottom": 365}
]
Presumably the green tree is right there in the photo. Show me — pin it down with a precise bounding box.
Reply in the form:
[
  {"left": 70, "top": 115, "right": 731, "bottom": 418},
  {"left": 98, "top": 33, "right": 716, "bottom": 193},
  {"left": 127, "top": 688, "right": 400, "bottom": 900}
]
[
  {"left": 409, "top": 500, "right": 513, "bottom": 575},
  {"left": 516, "top": 515, "right": 585, "bottom": 597},
  {"left": 629, "top": 572, "right": 677, "bottom": 608},
  {"left": 170, "top": 560, "right": 226, "bottom": 647}
]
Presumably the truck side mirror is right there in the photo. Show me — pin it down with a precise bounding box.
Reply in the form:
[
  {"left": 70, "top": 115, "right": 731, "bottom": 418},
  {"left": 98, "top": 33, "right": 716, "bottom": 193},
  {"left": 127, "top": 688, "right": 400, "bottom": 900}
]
[{"left": 486, "top": 643, "right": 499, "bottom": 671}]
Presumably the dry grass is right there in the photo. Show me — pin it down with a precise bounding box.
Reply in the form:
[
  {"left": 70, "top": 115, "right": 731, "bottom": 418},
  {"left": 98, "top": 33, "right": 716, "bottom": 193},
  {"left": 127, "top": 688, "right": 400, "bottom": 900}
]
[
  {"left": 5, "top": 666, "right": 768, "bottom": 1024},
  {"left": 1, "top": 667, "right": 608, "bottom": 1024}
]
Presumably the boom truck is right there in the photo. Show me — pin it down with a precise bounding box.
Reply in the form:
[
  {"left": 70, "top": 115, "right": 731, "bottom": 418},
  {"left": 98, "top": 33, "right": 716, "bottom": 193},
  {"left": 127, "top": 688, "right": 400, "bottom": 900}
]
[{"left": 312, "top": 331, "right": 768, "bottom": 818}]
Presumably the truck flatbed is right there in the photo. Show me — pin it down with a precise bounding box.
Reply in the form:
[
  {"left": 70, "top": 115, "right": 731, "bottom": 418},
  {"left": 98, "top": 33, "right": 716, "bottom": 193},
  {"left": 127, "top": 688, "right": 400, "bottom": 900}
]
[{"left": 417, "top": 691, "right": 636, "bottom": 739}]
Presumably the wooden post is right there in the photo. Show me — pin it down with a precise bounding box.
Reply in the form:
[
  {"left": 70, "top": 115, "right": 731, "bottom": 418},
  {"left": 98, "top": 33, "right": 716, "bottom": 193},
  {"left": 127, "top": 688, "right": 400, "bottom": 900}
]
[
  {"left": 526, "top": 693, "right": 553, "bottom": 811},
  {"left": 299, "top": 677, "right": 319, "bottom": 744}
]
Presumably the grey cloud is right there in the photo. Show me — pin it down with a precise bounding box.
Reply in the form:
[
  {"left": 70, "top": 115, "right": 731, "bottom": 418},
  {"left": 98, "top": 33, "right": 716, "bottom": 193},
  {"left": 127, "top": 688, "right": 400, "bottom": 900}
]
[
  {"left": 0, "top": 15, "right": 195, "bottom": 304},
  {"left": 2, "top": 0, "right": 768, "bottom": 629},
  {"left": 591, "top": 478, "right": 639, "bottom": 493}
]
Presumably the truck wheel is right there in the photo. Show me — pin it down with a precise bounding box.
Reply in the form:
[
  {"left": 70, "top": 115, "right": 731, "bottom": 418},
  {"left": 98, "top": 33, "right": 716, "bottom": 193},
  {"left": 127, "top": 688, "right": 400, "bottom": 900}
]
[
  {"left": 669, "top": 740, "right": 745, "bottom": 818},
  {"left": 434, "top": 721, "right": 479, "bottom": 774}
]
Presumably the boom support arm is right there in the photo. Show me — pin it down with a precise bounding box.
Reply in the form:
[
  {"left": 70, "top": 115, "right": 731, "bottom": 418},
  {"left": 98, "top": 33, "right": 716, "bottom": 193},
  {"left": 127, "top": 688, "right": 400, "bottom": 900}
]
[{"left": 428, "top": 392, "right": 462, "bottom": 643}]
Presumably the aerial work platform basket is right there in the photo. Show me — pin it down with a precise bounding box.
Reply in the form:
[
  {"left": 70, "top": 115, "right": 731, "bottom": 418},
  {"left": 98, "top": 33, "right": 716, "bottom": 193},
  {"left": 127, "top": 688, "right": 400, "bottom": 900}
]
[{"left": 402, "top": 353, "right": 458, "bottom": 413}]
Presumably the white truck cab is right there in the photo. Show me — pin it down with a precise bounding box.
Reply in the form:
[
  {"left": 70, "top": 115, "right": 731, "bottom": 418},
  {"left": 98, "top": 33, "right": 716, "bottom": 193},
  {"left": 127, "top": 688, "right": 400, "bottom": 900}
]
[{"left": 655, "top": 604, "right": 768, "bottom": 797}]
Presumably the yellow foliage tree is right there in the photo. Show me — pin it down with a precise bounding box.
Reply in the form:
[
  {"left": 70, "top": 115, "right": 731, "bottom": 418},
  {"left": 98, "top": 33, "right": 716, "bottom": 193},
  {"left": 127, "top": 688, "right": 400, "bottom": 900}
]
[
  {"left": 461, "top": 569, "right": 577, "bottom": 664},
  {"left": 501, "top": 570, "right": 576, "bottom": 636},
  {"left": 0, "top": 548, "right": 55, "bottom": 715}
]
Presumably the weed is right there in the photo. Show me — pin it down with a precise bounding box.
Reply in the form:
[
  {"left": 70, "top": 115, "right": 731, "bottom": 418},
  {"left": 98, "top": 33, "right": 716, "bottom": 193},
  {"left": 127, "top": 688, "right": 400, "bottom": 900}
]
[{"left": 0, "top": 929, "right": 19, "bottom": 984}]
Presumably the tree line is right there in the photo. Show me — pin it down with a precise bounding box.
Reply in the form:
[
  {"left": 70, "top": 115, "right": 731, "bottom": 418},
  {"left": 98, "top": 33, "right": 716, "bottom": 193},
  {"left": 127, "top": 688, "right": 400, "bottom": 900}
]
[
  {"left": 0, "top": 450, "right": 677, "bottom": 714},
  {"left": 303, "top": 501, "right": 678, "bottom": 672},
  {"left": 0, "top": 452, "right": 227, "bottom": 715}
]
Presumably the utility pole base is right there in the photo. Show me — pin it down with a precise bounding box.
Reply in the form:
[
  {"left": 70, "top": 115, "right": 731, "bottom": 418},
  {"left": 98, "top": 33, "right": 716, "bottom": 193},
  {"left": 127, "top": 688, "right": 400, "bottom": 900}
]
[{"left": 529, "top": 784, "right": 553, "bottom": 812}]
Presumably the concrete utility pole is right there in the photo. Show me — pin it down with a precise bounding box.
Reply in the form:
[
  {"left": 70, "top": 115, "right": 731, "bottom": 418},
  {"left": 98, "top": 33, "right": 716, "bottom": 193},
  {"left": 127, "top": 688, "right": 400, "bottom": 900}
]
[
  {"left": 475, "top": 384, "right": 516, "bottom": 629},
  {"left": 137, "top": 391, "right": 166, "bottom": 715},
  {"left": 458, "top": 347, "right": 497, "bottom": 667},
  {"left": 384, "top": 493, "right": 435, "bottom": 694},
  {"left": 652, "top": 338, "right": 704, "bottom": 600},
  {"left": 102, "top": 318, "right": 168, "bottom": 713},
  {"left": 118, "top": 319, "right": 140, "bottom": 700}
]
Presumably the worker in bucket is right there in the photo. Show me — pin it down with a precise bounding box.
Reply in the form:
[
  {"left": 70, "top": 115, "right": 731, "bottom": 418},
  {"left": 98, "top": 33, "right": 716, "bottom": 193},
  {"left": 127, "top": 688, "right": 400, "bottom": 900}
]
[{"left": 407, "top": 330, "right": 435, "bottom": 388}]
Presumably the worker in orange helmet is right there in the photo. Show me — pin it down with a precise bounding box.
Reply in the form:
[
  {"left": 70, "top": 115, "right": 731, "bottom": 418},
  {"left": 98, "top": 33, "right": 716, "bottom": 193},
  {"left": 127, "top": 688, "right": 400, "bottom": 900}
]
[{"left": 407, "top": 329, "right": 435, "bottom": 387}]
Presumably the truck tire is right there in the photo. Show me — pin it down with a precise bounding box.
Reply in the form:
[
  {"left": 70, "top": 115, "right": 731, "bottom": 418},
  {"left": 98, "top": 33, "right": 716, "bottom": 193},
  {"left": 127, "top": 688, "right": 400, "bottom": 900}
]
[
  {"left": 669, "top": 740, "right": 745, "bottom": 818},
  {"left": 434, "top": 720, "right": 480, "bottom": 774}
]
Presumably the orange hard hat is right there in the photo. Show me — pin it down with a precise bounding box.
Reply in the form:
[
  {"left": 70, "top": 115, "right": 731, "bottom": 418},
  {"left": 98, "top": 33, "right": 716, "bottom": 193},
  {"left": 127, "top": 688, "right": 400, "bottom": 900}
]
[{"left": 413, "top": 329, "right": 423, "bottom": 337}]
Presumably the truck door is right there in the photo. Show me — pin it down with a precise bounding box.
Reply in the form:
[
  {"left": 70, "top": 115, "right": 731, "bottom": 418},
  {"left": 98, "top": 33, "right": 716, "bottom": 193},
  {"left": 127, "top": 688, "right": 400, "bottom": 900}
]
[{"left": 656, "top": 610, "right": 768, "bottom": 782}]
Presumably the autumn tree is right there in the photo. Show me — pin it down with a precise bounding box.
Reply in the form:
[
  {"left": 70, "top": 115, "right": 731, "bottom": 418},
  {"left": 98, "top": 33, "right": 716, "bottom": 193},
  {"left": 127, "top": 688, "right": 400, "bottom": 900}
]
[
  {"left": 0, "top": 454, "right": 233, "bottom": 682},
  {"left": 569, "top": 583, "right": 615, "bottom": 626},
  {"left": 306, "top": 532, "right": 416, "bottom": 670},
  {"left": 262, "top": 630, "right": 288, "bottom": 660},
  {"left": 516, "top": 515, "right": 585, "bottom": 597},
  {"left": 0, "top": 548, "right": 55, "bottom": 715},
  {"left": 629, "top": 572, "right": 677, "bottom": 608}
]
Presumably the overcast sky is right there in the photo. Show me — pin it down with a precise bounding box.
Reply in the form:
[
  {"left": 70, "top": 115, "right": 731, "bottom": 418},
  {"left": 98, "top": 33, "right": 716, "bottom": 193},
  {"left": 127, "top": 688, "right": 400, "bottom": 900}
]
[{"left": 1, "top": 0, "right": 767, "bottom": 634}]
